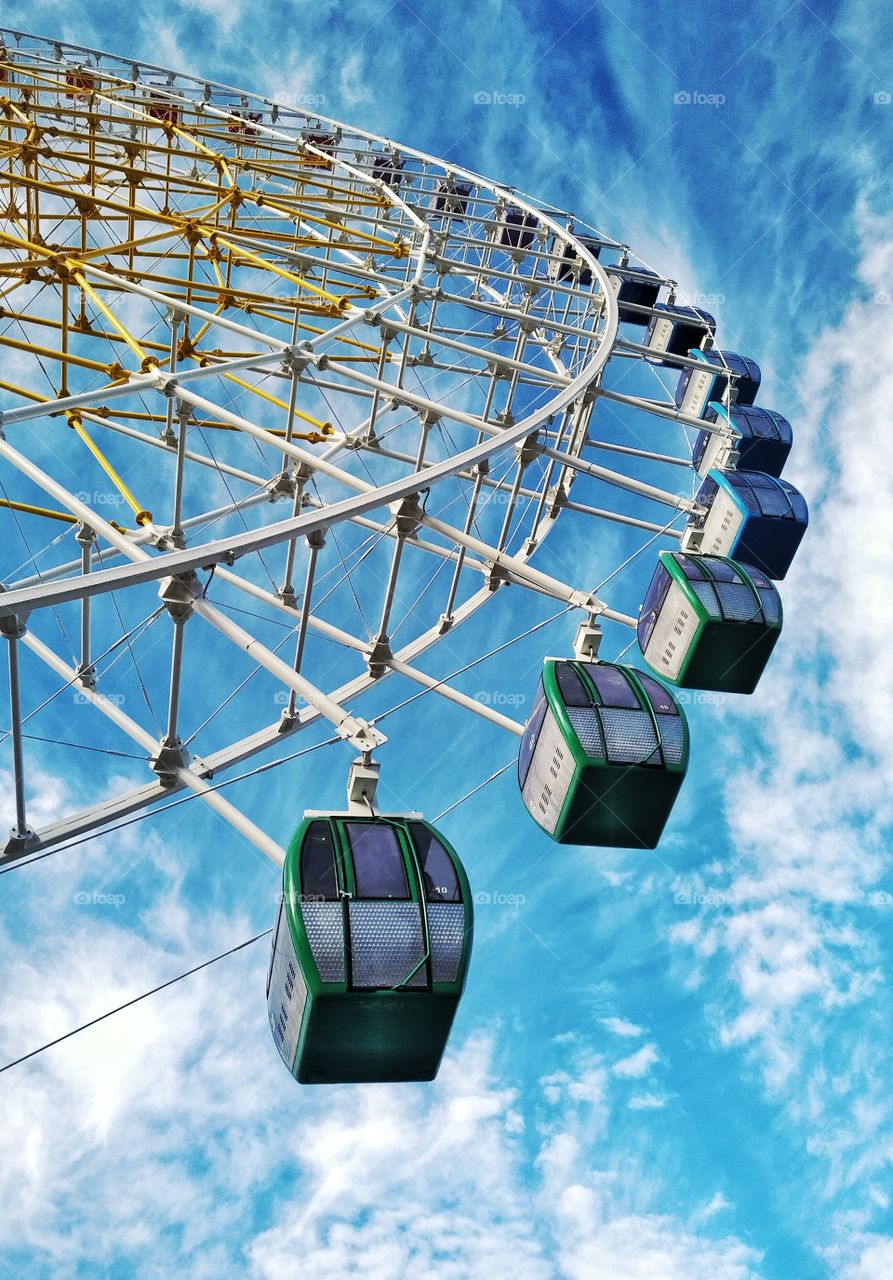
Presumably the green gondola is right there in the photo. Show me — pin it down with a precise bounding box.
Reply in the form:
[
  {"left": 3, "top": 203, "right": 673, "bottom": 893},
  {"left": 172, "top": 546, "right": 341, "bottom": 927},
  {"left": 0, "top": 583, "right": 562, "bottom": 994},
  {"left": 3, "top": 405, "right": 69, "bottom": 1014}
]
[
  {"left": 637, "top": 551, "right": 783, "bottom": 693},
  {"left": 267, "top": 814, "right": 473, "bottom": 1084},
  {"left": 518, "top": 659, "right": 689, "bottom": 849}
]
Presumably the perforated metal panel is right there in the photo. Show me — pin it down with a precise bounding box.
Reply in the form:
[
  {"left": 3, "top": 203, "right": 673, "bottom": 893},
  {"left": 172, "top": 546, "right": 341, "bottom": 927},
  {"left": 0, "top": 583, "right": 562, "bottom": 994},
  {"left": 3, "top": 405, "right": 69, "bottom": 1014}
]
[
  {"left": 758, "top": 587, "right": 781, "bottom": 625},
  {"left": 690, "top": 580, "right": 720, "bottom": 615},
  {"left": 348, "top": 901, "right": 427, "bottom": 989},
  {"left": 301, "top": 901, "right": 346, "bottom": 982},
  {"left": 427, "top": 902, "right": 466, "bottom": 983},
  {"left": 656, "top": 714, "right": 685, "bottom": 764},
  {"left": 567, "top": 706, "right": 605, "bottom": 757},
  {"left": 714, "top": 581, "right": 759, "bottom": 621},
  {"left": 599, "top": 708, "right": 658, "bottom": 763}
]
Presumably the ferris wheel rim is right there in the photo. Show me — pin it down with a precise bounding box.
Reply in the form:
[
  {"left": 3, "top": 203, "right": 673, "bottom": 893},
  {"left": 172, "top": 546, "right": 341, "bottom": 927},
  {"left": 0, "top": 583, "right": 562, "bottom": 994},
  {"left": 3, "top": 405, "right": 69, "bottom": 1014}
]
[{"left": 0, "top": 32, "right": 719, "bottom": 868}]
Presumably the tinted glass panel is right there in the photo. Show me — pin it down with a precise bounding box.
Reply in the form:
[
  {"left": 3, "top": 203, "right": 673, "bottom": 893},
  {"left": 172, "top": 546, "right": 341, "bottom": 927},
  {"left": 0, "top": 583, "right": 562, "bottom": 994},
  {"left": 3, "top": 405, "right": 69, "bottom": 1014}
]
[
  {"left": 301, "top": 822, "right": 339, "bottom": 901},
  {"left": 409, "top": 824, "right": 461, "bottom": 903},
  {"left": 637, "top": 672, "right": 680, "bottom": 716},
  {"left": 555, "top": 662, "right": 592, "bottom": 708},
  {"left": 347, "top": 823, "right": 410, "bottom": 900},
  {"left": 677, "top": 554, "right": 707, "bottom": 581},
  {"left": 585, "top": 663, "right": 640, "bottom": 708},
  {"left": 705, "top": 557, "right": 743, "bottom": 583},
  {"left": 518, "top": 683, "right": 548, "bottom": 786}
]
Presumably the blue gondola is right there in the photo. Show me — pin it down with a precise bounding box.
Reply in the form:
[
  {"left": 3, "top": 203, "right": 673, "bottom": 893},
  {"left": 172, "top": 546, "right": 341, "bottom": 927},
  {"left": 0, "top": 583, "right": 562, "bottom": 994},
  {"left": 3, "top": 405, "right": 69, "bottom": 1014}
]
[
  {"left": 645, "top": 303, "right": 715, "bottom": 361},
  {"left": 675, "top": 350, "right": 762, "bottom": 418},
  {"left": 609, "top": 266, "right": 661, "bottom": 325},
  {"left": 685, "top": 469, "right": 808, "bottom": 579},
  {"left": 432, "top": 180, "right": 471, "bottom": 218},
  {"left": 693, "top": 402, "right": 793, "bottom": 477},
  {"left": 499, "top": 205, "right": 538, "bottom": 249},
  {"left": 549, "top": 234, "right": 603, "bottom": 284}
]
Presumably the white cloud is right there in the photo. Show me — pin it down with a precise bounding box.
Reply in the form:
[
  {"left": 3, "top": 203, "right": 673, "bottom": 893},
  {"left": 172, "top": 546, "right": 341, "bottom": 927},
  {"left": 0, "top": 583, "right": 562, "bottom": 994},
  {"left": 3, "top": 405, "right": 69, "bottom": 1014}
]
[
  {"left": 601, "top": 1016, "right": 643, "bottom": 1038},
  {"left": 612, "top": 1043, "right": 659, "bottom": 1079}
]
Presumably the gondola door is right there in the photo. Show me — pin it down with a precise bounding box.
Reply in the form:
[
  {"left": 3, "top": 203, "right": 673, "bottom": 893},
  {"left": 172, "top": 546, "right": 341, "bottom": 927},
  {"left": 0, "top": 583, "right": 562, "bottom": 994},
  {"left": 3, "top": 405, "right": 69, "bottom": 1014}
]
[{"left": 339, "top": 821, "right": 430, "bottom": 992}]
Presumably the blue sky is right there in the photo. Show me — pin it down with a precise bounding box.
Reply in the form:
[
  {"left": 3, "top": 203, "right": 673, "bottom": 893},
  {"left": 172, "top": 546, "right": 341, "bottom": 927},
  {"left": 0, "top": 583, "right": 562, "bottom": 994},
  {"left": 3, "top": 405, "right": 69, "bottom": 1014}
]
[{"left": 0, "top": 2, "right": 891, "bottom": 1278}]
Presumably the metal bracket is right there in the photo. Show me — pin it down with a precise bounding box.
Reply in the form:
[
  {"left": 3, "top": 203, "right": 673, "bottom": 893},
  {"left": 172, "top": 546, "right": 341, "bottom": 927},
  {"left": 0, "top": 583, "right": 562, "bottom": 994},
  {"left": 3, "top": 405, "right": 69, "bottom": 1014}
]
[
  {"left": 347, "top": 756, "right": 380, "bottom": 814},
  {"left": 573, "top": 620, "right": 603, "bottom": 661},
  {"left": 158, "top": 572, "right": 200, "bottom": 622}
]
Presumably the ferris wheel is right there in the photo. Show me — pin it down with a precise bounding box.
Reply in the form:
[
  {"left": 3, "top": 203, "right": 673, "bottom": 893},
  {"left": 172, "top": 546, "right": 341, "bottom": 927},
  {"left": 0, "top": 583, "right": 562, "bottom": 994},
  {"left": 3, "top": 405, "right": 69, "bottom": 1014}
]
[{"left": 0, "top": 30, "right": 808, "bottom": 1084}]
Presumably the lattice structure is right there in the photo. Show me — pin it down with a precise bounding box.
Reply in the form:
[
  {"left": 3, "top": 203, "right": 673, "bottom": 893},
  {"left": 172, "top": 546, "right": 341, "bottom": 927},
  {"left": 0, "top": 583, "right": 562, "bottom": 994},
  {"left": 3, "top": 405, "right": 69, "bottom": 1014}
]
[{"left": 0, "top": 31, "right": 734, "bottom": 864}]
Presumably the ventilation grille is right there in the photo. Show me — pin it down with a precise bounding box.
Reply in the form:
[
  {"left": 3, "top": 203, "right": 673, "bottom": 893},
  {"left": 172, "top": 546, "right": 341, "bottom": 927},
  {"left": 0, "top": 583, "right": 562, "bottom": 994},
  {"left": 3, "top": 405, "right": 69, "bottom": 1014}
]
[
  {"left": 301, "top": 902, "right": 346, "bottom": 982},
  {"left": 348, "top": 901, "right": 427, "bottom": 989},
  {"left": 428, "top": 903, "right": 466, "bottom": 983}
]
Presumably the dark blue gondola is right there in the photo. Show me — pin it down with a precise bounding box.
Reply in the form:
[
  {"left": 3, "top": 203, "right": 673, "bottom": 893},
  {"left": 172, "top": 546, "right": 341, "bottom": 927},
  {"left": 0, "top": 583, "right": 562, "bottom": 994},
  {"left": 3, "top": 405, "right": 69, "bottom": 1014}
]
[
  {"left": 372, "top": 153, "right": 404, "bottom": 188},
  {"left": 685, "top": 468, "right": 808, "bottom": 579},
  {"left": 609, "top": 267, "right": 661, "bottom": 325},
  {"left": 693, "top": 402, "right": 793, "bottom": 477},
  {"left": 499, "top": 205, "right": 538, "bottom": 249},
  {"left": 549, "top": 234, "right": 603, "bottom": 284},
  {"left": 432, "top": 180, "right": 471, "bottom": 218},
  {"left": 675, "top": 350, "right": 761, "bottom": 418},
  {"left": 645, "top": 303, "right": 715, "bottom": 361}
]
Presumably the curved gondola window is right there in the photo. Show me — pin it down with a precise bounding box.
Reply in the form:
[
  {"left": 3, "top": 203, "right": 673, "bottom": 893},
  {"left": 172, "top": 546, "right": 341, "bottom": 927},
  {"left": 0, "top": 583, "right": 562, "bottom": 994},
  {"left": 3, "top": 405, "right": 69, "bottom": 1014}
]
[
  {"left": 347, "top": 823, "right": 410, "bottom": 900},
  {"left": 301, "top": 821, "right": 339, "bottom": 901},
  {"left": 584, "top": 663, "right": 639, "bottom": 708},
  {"left": 409, "top": 824, "right": 461, "bottom": 902},
  {"left": 555, "top": 662, "right": 591, "bottom": 707}
]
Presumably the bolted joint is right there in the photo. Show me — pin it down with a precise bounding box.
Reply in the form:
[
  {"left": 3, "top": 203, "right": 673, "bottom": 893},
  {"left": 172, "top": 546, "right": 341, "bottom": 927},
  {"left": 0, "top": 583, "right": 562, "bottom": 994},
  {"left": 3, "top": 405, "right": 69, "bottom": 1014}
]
[
  {"left": 158, "top": 572, "right": 200, "bottom": 622},
  {"left": 151, "top": 737, "right": 191, "bottom": 785},
  {"left": 365, "top": 633, "right": 393, "bottom": 680},
  {"left": 281, "top": 341, "right": 314, "bottom": 375},
  {"left": 266, "top": 470, "right": 297, "bottom": 501},
  {"left": 514, "top": 432, "right": 541, "bottom": 469},
  {"left": 389, "top": 493, "right": 424, "bottom": 539},
  {"left": 307, "top": 527, "right": 326, "bottom": 551}
]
